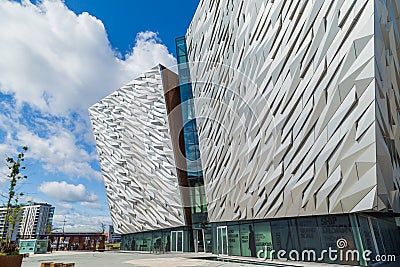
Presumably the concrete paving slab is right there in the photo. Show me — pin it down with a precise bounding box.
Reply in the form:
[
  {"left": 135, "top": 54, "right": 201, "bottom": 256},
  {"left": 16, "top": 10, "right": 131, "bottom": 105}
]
[{"left": 21, "top": 251, "right": 270, "bottom": 267}]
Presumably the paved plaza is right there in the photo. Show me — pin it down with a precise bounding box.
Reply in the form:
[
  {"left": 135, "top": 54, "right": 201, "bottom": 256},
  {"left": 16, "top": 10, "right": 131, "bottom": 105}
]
[
  {"left": 22, "top": 251, "right": 367, "bottom": 267},
  {"left": 21, "top": 251, "right": 276, "bottom": 267}
]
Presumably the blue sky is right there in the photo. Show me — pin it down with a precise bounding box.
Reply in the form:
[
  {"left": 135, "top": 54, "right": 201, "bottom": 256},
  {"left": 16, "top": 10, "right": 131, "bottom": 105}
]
[
  {"left": 0, "top": 0, "right": 199, "bottom": 230},
  {"left": 64, "top": 0, "right": 199, "bottom": 57}
]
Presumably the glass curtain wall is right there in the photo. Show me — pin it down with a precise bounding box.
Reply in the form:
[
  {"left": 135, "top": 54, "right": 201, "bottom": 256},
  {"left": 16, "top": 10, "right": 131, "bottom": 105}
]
[
  {"left": 208, "top": 214, "right": 400, "bottom": 265},
  {"left": 175, "top": 37, "right": 208, "bottom": 228},
  {"left": 121, "top": 227, "right": 192, "bottom": 253}
]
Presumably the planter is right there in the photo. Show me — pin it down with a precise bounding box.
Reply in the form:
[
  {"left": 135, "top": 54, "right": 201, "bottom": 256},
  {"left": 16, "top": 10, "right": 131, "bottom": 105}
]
[{"left": 0, "top": 254, "right": 23, "bottom": 267}]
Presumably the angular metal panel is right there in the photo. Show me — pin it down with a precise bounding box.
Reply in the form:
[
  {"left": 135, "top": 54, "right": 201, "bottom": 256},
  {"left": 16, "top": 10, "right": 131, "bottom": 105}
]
[
  {"left": 89, "top": 66, "right": 185, "bottom": 234},
  {"left": 185, "top": 0, "right": 399, "bottom": 222},
  {"left": 374, "top": 0, "right": 400, "bottom": 213}
]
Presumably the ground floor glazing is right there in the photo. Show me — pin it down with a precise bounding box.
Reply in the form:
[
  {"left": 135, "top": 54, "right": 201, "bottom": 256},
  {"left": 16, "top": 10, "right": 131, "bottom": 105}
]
[{"left": 121, "top": 213, "right": 400, "bottom": 266}]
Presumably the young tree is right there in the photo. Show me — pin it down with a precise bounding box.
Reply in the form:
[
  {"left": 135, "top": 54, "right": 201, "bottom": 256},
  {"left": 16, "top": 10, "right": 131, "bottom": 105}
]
[{"left": 1, "top": 146, "right": 28, "bottom": 251}]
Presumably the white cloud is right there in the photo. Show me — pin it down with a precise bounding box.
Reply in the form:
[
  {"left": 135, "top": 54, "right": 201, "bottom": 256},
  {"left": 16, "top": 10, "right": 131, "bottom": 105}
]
[
  {"left": 21, "top": 195, "right": 48, "bottom": 204},
  {"left": 57, "top": 202, "right": 73, "bottom": 210},
  {"left": 53, "top": 213, "right": 111, "bottom": 229},
  {"left": 0, "top": 0, "right": 177, "bottom": 229},
  {"left": 0, "top": 0, "right": 176, "bottom": 116},
  {"left": 0, "top": 110, "right": 103, "bottom": 181},
  {"left": 38, "top": 181, "right": 98, "bottom": 203},
  {"left": 80, "top": 202, "right": 103, "bottom": 210},
  {"left": 17, "top": 124, "right": 103, "bottom": 180},
  {"left": 123, "top": 31, "right": 177, "bottom": 76},
  {"left": 0, "top": 0, "right": 177, "bottom": 183}
]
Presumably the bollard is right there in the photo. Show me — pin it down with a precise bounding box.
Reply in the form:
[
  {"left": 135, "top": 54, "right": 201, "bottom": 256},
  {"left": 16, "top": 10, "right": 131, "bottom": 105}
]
[
  {"left": 63, "top": 264, "right": 75, "bottom": 267},
  {"left": 50, "top": 263, "right": 63, "bottom": 267},
  {"left": 40, "top": 262, "right": 53, "bottom": 267}
]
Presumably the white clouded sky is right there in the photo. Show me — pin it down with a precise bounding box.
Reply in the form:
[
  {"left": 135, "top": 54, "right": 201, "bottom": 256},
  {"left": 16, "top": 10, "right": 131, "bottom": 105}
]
[
  {"left": 0, "top": 0, "right": 177, "bottom": 229},
  {"left": 38, "top": 181, "right": 98, "bottom": 202},
  {"left": 0, "top": 0, "right": 176, "bottom": 115}
]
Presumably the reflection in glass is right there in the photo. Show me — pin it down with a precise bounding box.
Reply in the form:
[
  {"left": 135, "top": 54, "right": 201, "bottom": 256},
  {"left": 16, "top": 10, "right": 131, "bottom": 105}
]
[{"left": 227, "top": 225, "right": 240, "bottom": 256}]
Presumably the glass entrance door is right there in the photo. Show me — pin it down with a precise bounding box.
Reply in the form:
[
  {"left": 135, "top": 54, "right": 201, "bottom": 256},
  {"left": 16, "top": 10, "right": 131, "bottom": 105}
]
[
  {"left": 193, "top": 229, "right": 205, "bottom": 253},
  {"left": 171, "top": 231, "right": 184, "bottom": 253},
  {"left": 217, "top": 226, "right": 228, "bottom": 255}
]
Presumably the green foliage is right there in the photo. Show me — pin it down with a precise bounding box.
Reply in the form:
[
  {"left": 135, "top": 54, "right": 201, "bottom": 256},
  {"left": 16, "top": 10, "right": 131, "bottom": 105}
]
[
  {"left": 1, "top": 146, "right": 28, "bottom": 255},
  {"left": 0, "top": 242, "right": 19, "bottom": 255}
]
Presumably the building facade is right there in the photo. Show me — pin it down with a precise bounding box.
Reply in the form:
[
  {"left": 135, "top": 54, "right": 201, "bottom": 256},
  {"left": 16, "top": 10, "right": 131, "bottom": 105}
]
[
  {"left": 19, "top": 203, "right": 54, "bottom": 239},
  {"left": 90, "top": 66, "right": 194, "bottom": 252},
  {"left": 0, "top": 206, "right": 22, "bottom": 241},
  {"left": 0, "top": 203, "right": 54, "bottom": 241},
  {"left": 185, "top": 0, "right": 400, "bottom": 264},
  {"left": 90, "top": 0, "right": 400, "bottom": 265}
]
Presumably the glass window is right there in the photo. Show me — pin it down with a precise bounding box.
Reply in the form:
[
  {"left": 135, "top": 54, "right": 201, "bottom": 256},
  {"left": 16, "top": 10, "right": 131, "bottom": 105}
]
[
  {"left": 152, "top": 232, "right": 162, "bottom": 252},
  {"left": 204, "top": 225, "right": 213, "bottom": 253},
  {"left": 180, "top": 84, "right": 193, "bottom": 102},
  {"left": 377, "top": 217, "right": 399, "bottom": 255},
  {"left": 135, "top": 234, "right": 144, "bottom": 251},
  {"left": 178, "top": 55, "right": 187, "bottom": 64},
  {"left": 217, "top": 226, "right": 228, "bottom": 255},
  {"left": 185, "top": 144, "right": 201, "bottom": 161},
  {"left": 254, "top": 221, "right": 273, "bottom": 259},
  {"left": 190, "top": 185, "right": 203, "bottom": 213},
  {"left": 142, "top": 233, "right": 152, "bottom": 251},
  {"left": 317, "top": 215, "right": 357, "bottom": 264},
  {"left": 184, "top": 130, "right": 195, "bottom": 144},
  {"left": 193, "top": 133, "right": 199, "bottom": 145},
  {"left": 192, "top": 119, "right": 198, "bottom": 132},
  {"left": 177, "top": 231, "right": 183, "bottom": 252},
  {"left": 186, "top": 160, "right": 198, "bottom": 173},
  {"left": 211, "top": 224, "right": 218, "bottom": 254},
  {"left": 240, "top": 223, "right": 256, "bottom": 257},
  {"left": 370, "top": 218, "right": 385, "bottom": 255},
  {"left": 194, "top": 147, "right": 202, "bottom": 161},
  {"left": 130, "top": 234, "right": 138, "bottom": 251},
  {"left": 184, "top": 120, "right": 195, "bottom": 132},
  {"left": 187, "top": 104, "right": 195, "bottom": 120},
  {"left": 178, "top": 64, "right": 190, "bottom": 73},
  {"left": 121, "top": 235, "right": 127, "bottom": 250},
  {"left": 185, "top": 145, "right": 197, "bottom": 161},
  {"left": 163, "top": 231, "right": 171, "bottom": 252},
  {"left": 228, "top": 225, "right": 241, "bottom": 256},
  {"left": 296, "top": 217, "right": 322, "bottom": 261},
  {"left": 187, "top": 170, "right": 199, "bottom": 177},
  {"left": 171, "top": 232, "right": 177, "bottom": 252},
  {"left": 178, "top": 64, "right": 190, "bottom": 77},
  {"left": 181, "top": 103, "right": 189, "bottom": 124},
  {"left": 358, "top": 216, "right": 377, "bottom": 258},
  {"left": 176, "top": 39, "right": 186, "bottom": 56},
  {"left": 271, "top": 219, "right": 299, "bottom": 257}
]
